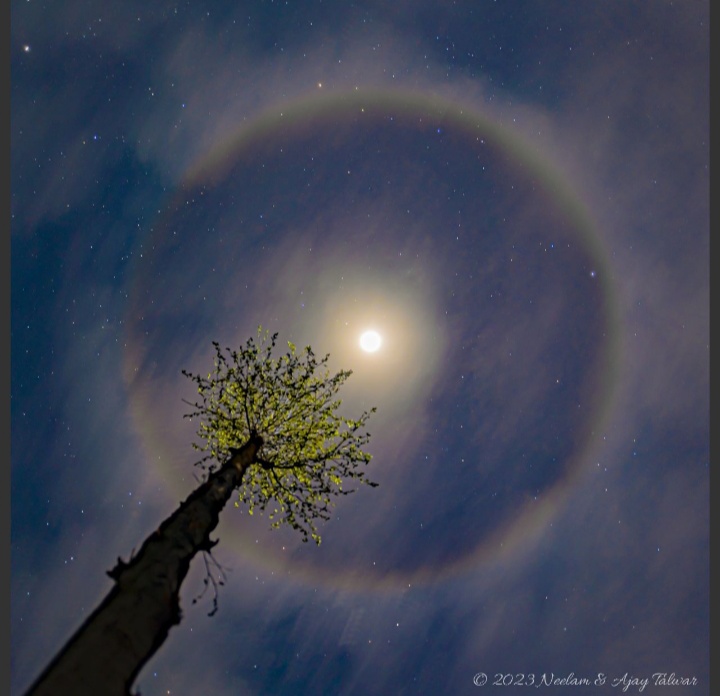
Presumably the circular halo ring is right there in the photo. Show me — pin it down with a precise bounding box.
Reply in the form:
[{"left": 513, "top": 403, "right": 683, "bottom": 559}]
[{"left": 124, "top": 87, "right": 622, "bottom": 593}]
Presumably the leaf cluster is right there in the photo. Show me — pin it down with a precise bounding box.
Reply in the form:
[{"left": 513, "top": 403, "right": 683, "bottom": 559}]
[{"left": 182, "top": 327, "right": 377, "bottom": 543}]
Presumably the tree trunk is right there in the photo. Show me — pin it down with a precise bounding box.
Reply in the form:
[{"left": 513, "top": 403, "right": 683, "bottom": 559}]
[{"left": 25, "top": 435, "right": 263, "bottom": 696}]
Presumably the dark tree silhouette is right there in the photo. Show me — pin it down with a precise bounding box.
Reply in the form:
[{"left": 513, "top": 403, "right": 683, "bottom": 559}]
[{"left": 25, "top": 329, "right": 377, "bottom": 696}]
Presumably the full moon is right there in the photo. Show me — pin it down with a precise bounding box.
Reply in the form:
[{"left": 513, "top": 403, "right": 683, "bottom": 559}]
[{"left": 359, "top": 330, "right": 382, "bottom": 353}]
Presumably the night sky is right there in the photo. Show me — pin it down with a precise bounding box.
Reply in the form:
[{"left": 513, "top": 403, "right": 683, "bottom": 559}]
[{"left": 11, "top": 2, "right": 709, "bottom": 695}]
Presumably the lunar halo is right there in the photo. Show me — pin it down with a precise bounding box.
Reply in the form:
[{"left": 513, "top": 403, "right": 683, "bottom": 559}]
[{"left": 124, "top": 87, "right": 619, "bottom": 592}]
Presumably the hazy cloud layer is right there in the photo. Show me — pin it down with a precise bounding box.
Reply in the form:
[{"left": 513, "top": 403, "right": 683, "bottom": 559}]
[{"left": 12, "top": 2, "right": 707, "bottom": 694}]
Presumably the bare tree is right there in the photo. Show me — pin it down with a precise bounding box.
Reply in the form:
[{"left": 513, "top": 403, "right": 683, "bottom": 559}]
[{"left": 25, "top": 328, "right": 377, "bottom": 696}]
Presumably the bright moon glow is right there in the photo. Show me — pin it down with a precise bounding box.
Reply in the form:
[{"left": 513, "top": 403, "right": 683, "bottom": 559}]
[{"left": 359, "top": 330, "right": 382, "bottom": 352}]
